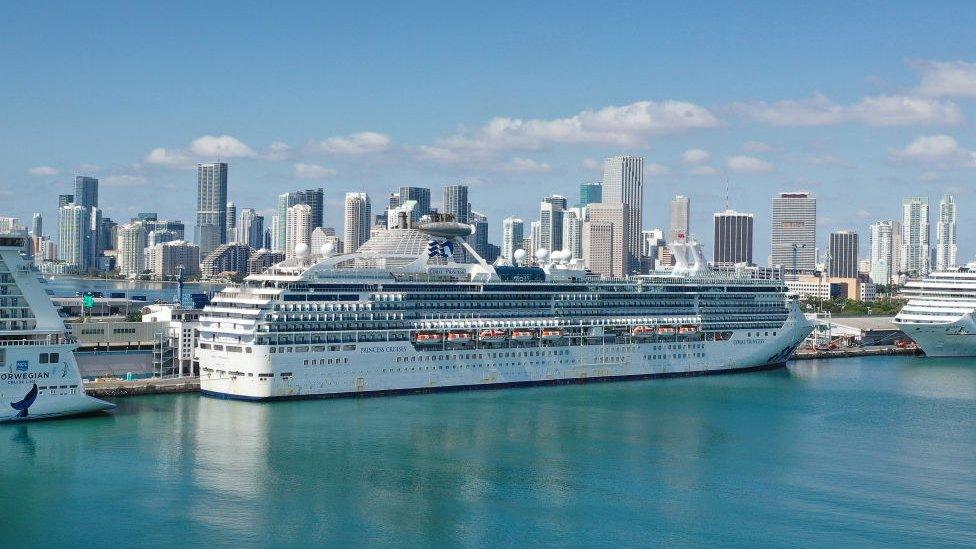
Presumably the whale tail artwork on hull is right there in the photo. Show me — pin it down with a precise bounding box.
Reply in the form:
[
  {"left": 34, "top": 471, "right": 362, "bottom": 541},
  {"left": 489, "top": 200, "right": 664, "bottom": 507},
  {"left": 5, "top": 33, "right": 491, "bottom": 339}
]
[{"left": 10, "top": 384, "right": 38, "bottom": 418}]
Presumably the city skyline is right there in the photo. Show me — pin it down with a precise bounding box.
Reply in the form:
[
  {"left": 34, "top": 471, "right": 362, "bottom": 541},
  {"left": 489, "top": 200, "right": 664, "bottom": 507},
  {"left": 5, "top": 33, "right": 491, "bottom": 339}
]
[{"left": 4, "top": 4, "right": 976, "bottom": 261}]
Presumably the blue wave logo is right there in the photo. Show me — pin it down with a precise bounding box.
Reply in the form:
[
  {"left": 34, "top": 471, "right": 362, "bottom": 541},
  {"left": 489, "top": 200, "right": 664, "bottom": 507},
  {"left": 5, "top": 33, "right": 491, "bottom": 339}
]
[
  {"left": 427, "top": 239, "right": 454, "bottom": 258},
  {"left": 10, "top": 384, "right": 38, "bottom": 419},
  {"left": 16, "top": 360, "right": 28, "bottom": 372}
]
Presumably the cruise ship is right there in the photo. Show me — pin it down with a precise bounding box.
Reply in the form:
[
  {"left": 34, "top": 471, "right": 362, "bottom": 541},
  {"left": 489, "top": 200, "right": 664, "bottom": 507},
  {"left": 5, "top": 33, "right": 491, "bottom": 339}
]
[
  {"left": 198, "top": 216, "right": 815, "bottom": 400},
  {"left": 894, "top": 265, "right": 976, "bottom": 356},
  {"left": 0, "top": 233, "right": 114, "bottom": 422}
]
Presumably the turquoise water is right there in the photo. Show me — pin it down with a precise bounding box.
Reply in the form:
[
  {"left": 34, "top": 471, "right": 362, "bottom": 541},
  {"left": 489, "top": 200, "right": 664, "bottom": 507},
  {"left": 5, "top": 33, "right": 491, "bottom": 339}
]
[{"left": 2, "top": 355, "right": 975, "bottom": 547}]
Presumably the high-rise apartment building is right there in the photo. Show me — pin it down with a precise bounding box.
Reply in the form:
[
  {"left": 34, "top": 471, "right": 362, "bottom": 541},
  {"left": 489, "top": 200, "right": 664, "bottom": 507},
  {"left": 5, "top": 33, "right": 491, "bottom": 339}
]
[
  {"left": 583, "top": 203, "right": 630, "bottom": 278},
  {"left": 31, "top": 213, "right": 42, "bottom": 238},
  {"left": 285, "top": 204, "right": 313, "bottom": 258},
  {"left": 713, "top": 210, "right": 754, "bottom": 267},
  {"left": 530, "top": 221, "right": 542, "bottom": 257},
  {"left": 540, "top": 195, "right": 566, "bottom": 252},
  {"left": 238, "top": 208, "right": 264, "bottom": 249},
  {"left": 901, "top": 197, "right": 930, "bottom": 277},
  {"left": 469, "top": 211, "right": 489, "bottom": 260},
  {"left": 579, "top": 182, "right": 602, "bottom": 206},
  {"left": 117, "top": 222, "right": 147, "bottom": 276},
  {"left": 152, "top": 241, "right": 200, "bottom": 277},
  {"left": 936, "top": 194, "right": 957, "bottom": 271},
  {"left": 771, "top": 191, "right": 817, "bottom": 273},
  {"left": 344, "top": 192, "right": 371, "bottom": 253},
  {"left": 443, "top": 185, "right": 469, "bottom": 223},
  {"left": 502, "top": 217, "right": 524, "bottom": 260},
  {"left": 58, "top": 194, "right": 74, "bottom": 208},
  {"left": 870, "top": 221, "right": 902, "bottom": 285},
  {"left": 274, "top": 188, "right": 324, "bottom": 250},
  {"left": 602, "top": 156, "right": 643, "bottom": 269},
  {"left": 668, "top": 195, "right": 691, "bottom": 244},
  {"left": 399, "top": 187, "right": 431, "bottom": 222},
  {"left": 225, "top": 202, "right": 237, "bottom": 242},
  {"left": 828, "top": 230, "right": 859, "bottom": 278},
  {"left": 195, "top": 162, "right": 228, "bottom": 259},
  {"left": 58, "top": 205, "right": 90, "bottom": 271},
  {"left": 563, "top": 207, "right": 584, "bottom": 260}
]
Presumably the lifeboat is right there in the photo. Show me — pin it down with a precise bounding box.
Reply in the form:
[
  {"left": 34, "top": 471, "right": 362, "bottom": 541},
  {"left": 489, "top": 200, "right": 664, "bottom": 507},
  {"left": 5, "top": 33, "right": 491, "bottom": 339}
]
[
  {"left": 511, "top": 329, "right": 537, "bottom": 342},
  {"left": 631, "top": 325, "right": 655, "bottom": 338},
  {"left": 478, "top": 329, "right": 507, "bottom": 343},
  {"left": 541, "top": 328, "right": 564, "bottom": 340},
  {"left": 657, "top": 326, "right": 677, "bottom": 336},
  {"left": 446, "top": 331, "right": 472, "bottom": 344},
  {"left": 413, "top": 332, "right": 443, "bottom": 346},
  {"left": 679, "top": 325, "right": 699, "bottom": 334}
]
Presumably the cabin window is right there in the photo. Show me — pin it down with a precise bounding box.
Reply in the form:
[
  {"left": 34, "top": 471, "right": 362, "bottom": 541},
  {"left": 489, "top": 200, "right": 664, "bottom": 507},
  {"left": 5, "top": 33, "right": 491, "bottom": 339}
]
[
  {"left": 40, "top": 353, "right": 49, "bottom": 364},
  {"left": 50, "top": 352, "right": 59, "bottom": 362}
]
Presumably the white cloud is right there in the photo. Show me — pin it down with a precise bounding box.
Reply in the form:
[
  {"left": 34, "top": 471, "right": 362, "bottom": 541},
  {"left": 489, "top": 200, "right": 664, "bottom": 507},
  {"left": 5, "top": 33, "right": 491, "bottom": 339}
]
[
  {"left": 497, "top": 157, "right": 551, "bottom": 173},
  {"left": 727, "top": 155, "right": 774, "bottom": 174},
  {"left": 892, "top": 134, "right": 976, "bottom": 167},
  {"left": 919, "top": 171, "right": 940, "bottom": 182},
  {"left": 646, "top": 163, "right": 672, "bottom": 176},
  {"left": 293, "top": 163, "right": 338, "bottom": 180},
  {"left": 690, "top": 165, "right": 718, "bottom": 175},
  {"left": 265, "top": 141, "right": 294, "bottom": 161},
  {"left": 730, "top": 93, "right": 961, "bottom": 126},
  {"left": 309, "top": 131, "right": 392, "bottom": 155},
  {"left": 144, "top": 147, "right": 194, "bottom": 167},
  {"left": 27, "top": 166, "right": 59, "bottom": 176},
  {"left": 190, "top": 135, "right": 257, "bottom": 158},
  {"left": 438, "top": 100, "right": 719, "bottom": 154},
  {"left": 580, "top": 158, "right": 601, "bottom": 171},
  {"left": 102, "top": 174, "right": 150, "bottom": 187},
  {"left": 914, "top": 60, "right": 976, "bottom": 97},
  {"left": 741, "top": 140, "right": 774, "bottom": 153},
  {"left": 681, "top": 148, "right": 710, "bottom": 164}
]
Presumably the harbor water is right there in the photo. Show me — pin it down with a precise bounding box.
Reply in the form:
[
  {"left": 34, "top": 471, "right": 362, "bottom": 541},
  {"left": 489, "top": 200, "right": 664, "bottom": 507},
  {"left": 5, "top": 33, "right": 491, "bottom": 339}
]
[{"left": 2, "top": 355, "right": 974, "bottom": 547}]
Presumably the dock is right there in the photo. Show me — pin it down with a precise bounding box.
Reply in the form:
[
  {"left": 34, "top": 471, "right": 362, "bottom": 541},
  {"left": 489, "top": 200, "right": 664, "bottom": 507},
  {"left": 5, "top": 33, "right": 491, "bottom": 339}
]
[
  {"left": 791, "top": 345, "right": 921, "bottom": 360},
  {"left": 84, "top": 377, "right": 200, "bottom": 398}
]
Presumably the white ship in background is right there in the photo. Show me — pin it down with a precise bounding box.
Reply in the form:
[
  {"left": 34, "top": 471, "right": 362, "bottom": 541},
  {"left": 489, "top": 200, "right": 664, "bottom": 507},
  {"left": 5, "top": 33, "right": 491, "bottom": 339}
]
[
  {"left": 0, "top": 233, "right": 114, "bottom": 422},
  {"left": 895, "top": 265, "right": 976, "bottom": 357},
  {"left": 197, "top": 214, "right": 815, "bottom": 400}
]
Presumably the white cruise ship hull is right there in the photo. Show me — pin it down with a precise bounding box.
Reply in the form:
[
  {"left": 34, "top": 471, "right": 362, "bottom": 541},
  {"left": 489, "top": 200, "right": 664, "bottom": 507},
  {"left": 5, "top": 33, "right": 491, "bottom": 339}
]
[
  {"left": 199, "top": 305, "right": 813, "bottom": 401},
  {"left": 896, "top": 313, "right": 976, "bottom": 357}
]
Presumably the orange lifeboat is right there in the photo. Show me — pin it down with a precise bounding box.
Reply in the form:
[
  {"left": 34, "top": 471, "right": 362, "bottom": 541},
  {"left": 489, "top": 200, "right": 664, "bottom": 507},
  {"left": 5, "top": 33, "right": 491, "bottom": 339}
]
[
  {"left": 679, "top": 325, "right": 699, "bottom": 334},
  {"left": 479, "top": 329, "right": 507, "bottom": 343},
  {"left": 511, "top": 329, "right": 537, "bottom": 342},
  {"left": 541, "top": 328, "right": 564, "bottom": 340},
  {"left": 413, "top": 332, "right": 443, "bottom": 346},
  {"left": 631, "top": 325, "right": 655, "bottom": 338},
  {"left": 447, "top": 331, "right": 472, "bottom": 344},
  {"left": 657, "top": 326, "right": 677, "bottom": 336}
]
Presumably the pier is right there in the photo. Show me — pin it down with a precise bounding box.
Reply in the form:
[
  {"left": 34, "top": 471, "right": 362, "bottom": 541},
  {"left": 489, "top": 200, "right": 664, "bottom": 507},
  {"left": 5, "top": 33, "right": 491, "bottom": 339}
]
[{"left": 84, "top": 377, "right": 200, "bottom": 398}]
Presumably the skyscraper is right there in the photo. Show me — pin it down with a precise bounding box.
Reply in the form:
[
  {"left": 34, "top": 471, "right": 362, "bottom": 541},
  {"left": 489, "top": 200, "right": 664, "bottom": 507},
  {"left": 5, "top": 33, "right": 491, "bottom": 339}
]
[
  {"left": 828, "top": 230, "right": 859, "bottom": 278},
  {"left": 563, "top": 207, "right": 584, "bottom": 260},
  {"left": 469, "top": 211, "right": 489, "bottom": 260},
  {"left": 399, "top": 187, "right": 431, "bottom": 222},
  {"left": 31, "top": 213, "right": 42, "bottom": 238},
  {"left": 936, "top": 194, "right": 957, "bottom": 271},
  {"left": 583, "top": 203, "right": 630, "bottom": 277},
  {"left": 239, "top": 208, "right": 264, "bottom": 249},
  {"left": 117, "top": 222, "right": 147, "bottom": 276},
  {"left": 602, "top": 156, "right": 643, "bottom": 269},
  {"left": 502, "top": 217, "right": 524, "bottom": 260},
  {"left": 771, "top": 191, "right": 817, "bottom": 273},
  {"left": 344, "top": 192, "right": 371, "bottom": 253},
  {"left": 295, "top": 188, "right": 325, "bottom": 229},
  {"left": 579, "top": 182, "right": 602, "bottom": 206},
  {"left": 58, "top": 194, "right": 74, "bottom": 208},
  {"left": 195, "top": 162, "right": 228, "bottom": 258},
  {"left": 668, "top": 195, "right": 690, "bottom": 243},
  {"left": 58, "top": 204, "right": 91, "bottom": 271},
  {"left": 713, "top": 210, "right": 754, "bottom": 267},
  {"left": 74, "top": 176, "right": 98, "bottom": 208},
  {"left": 444, "top": 185, "right": 469, "bottom": 223},
  {"left": 869, "top": 220, "right": 902, "bottom": 285},
  {"left": 285, "top": 204, "right": 313, "bottom": 258},
  {"left": 225, "top": 202, "right": 237, "bottom": 242},
  {"left": 530, "top": 221, "right": 542, "bottom": 258},
  {"left": 901, "top": 197, "right": 930, "bottom": 277},
  {"left": 540, "top": 195, "right": 566, "bottom": 252}
]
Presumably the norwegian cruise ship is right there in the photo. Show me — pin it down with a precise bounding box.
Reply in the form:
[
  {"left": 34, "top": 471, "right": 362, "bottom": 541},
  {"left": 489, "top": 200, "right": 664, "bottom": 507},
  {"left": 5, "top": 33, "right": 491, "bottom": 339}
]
[
  {"left": 894, "top": 265, "right": 976, "bottom": 356},
  {"left": 198, "top": 216, "right": 815, "bottom": 400},
  {"left": 0, "top": 233, "right": 114, "bottom": 422}
]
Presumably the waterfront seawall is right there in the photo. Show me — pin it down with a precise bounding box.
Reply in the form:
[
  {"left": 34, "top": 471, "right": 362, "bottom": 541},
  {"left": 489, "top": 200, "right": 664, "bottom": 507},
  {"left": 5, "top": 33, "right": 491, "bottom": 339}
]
[{"left": 84, "top": 377, "right": 200, "bottom": 398}]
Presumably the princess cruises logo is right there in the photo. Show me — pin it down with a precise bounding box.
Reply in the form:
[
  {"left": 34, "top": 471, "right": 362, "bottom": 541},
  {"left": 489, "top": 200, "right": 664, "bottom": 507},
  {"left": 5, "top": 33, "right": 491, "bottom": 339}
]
[{"left": 427, "top": 239, "right": 454, "bottom": 258}]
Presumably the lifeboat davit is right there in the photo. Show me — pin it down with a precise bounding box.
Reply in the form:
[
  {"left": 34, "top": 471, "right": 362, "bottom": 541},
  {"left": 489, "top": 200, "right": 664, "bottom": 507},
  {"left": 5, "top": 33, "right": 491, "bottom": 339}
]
[
  {"left": 446, "top": 331, "right": 472, "bottom": 344},
  {"left": 631, "top": 325, "right": 655, "bottom": 338},
  {"left": 413, "top": 332, "right": 443, "bottom": 346},
  {"left": 479, "top": 329, "right": 507, "bottom": 343},
  {"left": 541, "top": 328, "right": 563, "bottom": 340},
  {"left": 511, "top": 329, "right": 537, "bottom": 342}
]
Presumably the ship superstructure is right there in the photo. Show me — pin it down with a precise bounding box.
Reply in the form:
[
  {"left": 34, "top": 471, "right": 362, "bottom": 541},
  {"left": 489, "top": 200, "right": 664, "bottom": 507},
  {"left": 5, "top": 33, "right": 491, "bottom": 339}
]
[
  {"left": 197, "top": 216, "right": 815, "bottom": 400},
  {"left": 894, "top": 265, "right": 976, "bottom": 356},
  {"left": 0, "top": 233, "right": 114, "bottom": 422}
]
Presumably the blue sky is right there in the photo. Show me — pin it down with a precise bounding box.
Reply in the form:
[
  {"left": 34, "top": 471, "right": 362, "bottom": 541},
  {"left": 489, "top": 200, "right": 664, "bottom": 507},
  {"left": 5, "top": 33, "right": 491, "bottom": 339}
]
[{"left": 3, "top": 1, "right": 976, "bottom": 260}]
